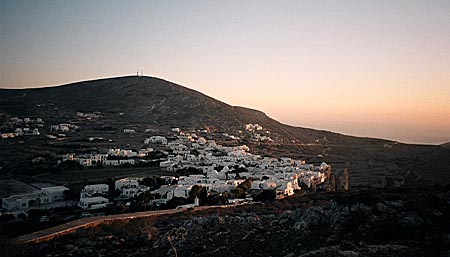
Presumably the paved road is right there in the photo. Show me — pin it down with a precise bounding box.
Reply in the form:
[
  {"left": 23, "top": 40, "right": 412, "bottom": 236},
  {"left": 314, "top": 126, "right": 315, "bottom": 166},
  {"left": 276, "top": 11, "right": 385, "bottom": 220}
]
[{"left": 16, "top": 205, "right": 229, "bottom": 244}]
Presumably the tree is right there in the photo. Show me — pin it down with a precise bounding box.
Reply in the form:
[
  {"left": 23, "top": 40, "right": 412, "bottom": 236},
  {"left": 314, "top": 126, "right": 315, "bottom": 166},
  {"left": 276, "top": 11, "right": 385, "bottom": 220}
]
[
  {"left": 214, "top": 166, "right": 224, "bottom": 172},
  {"left": 0, "top": 214, "right": 15, "bottom": 223},
  {"left": 129, "top": 191, "right": 154, "bottom": 212},
  {"left": 59, "top": 160, "right": 83, "bottom": 170},
  {"left": 164, "top": 197, "right": 189, "bottom": 209},
  {"left": 17, "top": 213, "right": 27, "bottom": 220},
  {"left": 176, "top": 167, "right": 203, "bottom": 176},
  {"left": 230, "top": 188, "right": 245, "bottom": 198},
  {"left": 64, "top": 189, "right": 79, "bottom": 200},
  {"left": 189, "top": 185, "right": 207, "bottom": 204},
  {"left": 237, "top": 179, "right": 252, "bottom": 192},
  {"left": 208, "top": 193, "right": 228, "bottom": 205},
  {"left": 253, "top": 190, "right": 276, "bottom": 202}
]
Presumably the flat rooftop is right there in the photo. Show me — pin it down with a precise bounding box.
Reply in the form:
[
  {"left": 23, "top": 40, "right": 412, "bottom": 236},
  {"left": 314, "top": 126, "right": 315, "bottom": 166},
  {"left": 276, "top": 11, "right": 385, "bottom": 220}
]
[
  {"left": 0, "top": 179, "right": 39, "bottom": 198},
  {"left": 30, "top": 182, "right": 56, "bottom": 189}
]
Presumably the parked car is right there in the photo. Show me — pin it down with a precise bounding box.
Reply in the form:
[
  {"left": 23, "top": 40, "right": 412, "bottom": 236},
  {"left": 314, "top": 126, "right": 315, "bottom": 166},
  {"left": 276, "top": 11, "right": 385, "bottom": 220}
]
[
  {"left": 80, "top": 212, "right": 93, "bottom": 218},
  {"left": 39, "top": 216, "right": 50, "bottom": 222}
]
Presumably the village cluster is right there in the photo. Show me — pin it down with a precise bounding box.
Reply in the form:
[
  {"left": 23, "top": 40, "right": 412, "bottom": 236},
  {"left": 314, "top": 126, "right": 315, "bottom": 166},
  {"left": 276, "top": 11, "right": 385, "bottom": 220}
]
[
  {"left": 0, "top": 112, "right": 101, "bottom": 139},
  {"left": 0, "top": 116, "right": 43, "bottom": 138},
  {"left": 57, "top": 125, "right": 329, "bottom": 209},
  {"left": 1, "top": 123, "right": 330, "bottom": 216}
]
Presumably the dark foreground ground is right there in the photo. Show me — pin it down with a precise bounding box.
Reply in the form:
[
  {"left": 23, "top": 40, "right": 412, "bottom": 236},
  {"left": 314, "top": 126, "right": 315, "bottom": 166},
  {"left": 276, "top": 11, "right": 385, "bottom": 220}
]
[{"left": 2, "top": 185, "right": 450, "bottom": 257}]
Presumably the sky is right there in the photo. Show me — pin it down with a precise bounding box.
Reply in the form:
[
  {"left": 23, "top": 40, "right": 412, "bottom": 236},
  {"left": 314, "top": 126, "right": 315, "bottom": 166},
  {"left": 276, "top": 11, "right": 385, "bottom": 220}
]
[{"left": 1, "top": 0, "right": 449, "bottom": 144}]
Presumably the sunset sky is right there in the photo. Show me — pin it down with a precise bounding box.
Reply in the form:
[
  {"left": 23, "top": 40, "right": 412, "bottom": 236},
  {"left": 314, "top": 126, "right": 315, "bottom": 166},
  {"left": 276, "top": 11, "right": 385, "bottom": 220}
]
[{"left": 1, "top": 1, "right": 449, "bottom": 144}]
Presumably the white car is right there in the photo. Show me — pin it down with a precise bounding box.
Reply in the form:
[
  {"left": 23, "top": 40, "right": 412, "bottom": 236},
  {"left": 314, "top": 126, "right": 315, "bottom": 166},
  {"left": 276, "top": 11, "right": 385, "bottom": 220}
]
[
  {"left": 80, "top": 212, "right": 93, "bottom": 218},
  {"left": 39, "top": 216, "right": 50, "bottom": 222}
]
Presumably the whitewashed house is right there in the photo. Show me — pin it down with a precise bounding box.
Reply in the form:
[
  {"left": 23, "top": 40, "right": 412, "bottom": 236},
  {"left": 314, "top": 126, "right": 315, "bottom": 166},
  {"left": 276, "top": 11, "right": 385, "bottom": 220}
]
[
  {"left": 251, "top": 181, "right": 277, "bottom": 190},
  {"left": 1, "top": 186, "right": 68, "bottom": 212},
  {"left": 78, "top": 158, "right": 93, "bottom": 167},
  {"left": 115, "top": 178, "right": 148, "bottom": 198},
  {"left": 81, "top": 184, "right": 109, "bottom": 198},
  {"left": 144, "top": 136, "right": 168, "bottom": 145},
  {"left": 1, "top": 192, "right": 41, "bottom": 211},
  {"left": 104, "top": 159, "right": 119, "bottom": 166},
  {"left": 78, "top": 196, "right": 109, "bottom": 210},
  {"left": 276, "top": 181, "right": 294, "bottom": 197},
  {"left": 41, "top": 186, "right": 68, "bottom": 202}
]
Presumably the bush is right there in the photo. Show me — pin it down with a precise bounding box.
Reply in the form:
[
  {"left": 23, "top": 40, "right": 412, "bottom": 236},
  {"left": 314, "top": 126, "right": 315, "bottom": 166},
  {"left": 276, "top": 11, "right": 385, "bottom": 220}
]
[
  {"left": 253, "top": 190, "right": 276, "bottom": 202},
  {"left": 176, "top": 167, "right": 203, "bottom": 176},
  {"left": 230, "top": 188, "right": 245, "bottom": 198},
  {"left": 237, "top": 179, "right": 252, "bottom": 192},
  {"left": 0, "top": 214, "right": 15, "bottom": 223},
  {"left": 59, "top": 160, "right": 83, "bottom": 170},
  {"left": 188, "top": 185, "right": 208, "bottom": 205},
  {"left": 17, "top": 213, "right": 28, "bottom": 220},
  {"left": 164, "top": 197, "right": 190, "bottom": 209}
]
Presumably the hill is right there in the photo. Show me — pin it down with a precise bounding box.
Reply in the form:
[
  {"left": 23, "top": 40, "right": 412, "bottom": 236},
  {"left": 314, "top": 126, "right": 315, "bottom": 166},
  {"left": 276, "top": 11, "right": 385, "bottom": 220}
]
[
  {"left": 0, "top": 76, "right": 343, "bottom": 143},
  {"left": 1, "top": 76, "right": 450, "bottom": 186},
  {"left": 441, "top": 142, "right": 450, "bottom": 149}
]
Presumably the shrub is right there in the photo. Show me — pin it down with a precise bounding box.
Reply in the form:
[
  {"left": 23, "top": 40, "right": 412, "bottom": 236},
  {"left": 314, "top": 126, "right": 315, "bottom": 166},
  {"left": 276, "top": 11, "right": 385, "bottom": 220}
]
[{"left": 253, "top": 190, "right": 276, "bottom": 202}]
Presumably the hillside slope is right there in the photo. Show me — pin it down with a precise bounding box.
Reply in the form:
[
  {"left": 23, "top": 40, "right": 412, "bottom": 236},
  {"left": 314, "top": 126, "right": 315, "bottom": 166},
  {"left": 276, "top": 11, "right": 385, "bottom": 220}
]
[
  {"left": 0, "top": 76, "right": 356, "bottom": 145},
  {"left": 1, "top": 76, "right": 449, "bottom": 186}
]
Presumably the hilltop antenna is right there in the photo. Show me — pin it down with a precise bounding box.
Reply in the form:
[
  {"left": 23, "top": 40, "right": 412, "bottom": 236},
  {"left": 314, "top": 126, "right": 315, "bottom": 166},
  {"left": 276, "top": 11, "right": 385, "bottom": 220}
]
[
  {"left": 137, "top": 69, "right": 140, "bottom": 77},
  {"left": 141, "top": 69, "right": 144, "bottom": 77}
]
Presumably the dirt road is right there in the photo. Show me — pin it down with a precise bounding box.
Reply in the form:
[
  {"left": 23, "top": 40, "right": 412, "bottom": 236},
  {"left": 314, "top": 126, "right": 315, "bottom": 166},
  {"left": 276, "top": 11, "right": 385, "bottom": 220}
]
[{"left": 16, "top": 205, "right": 229, "bottom": 244}]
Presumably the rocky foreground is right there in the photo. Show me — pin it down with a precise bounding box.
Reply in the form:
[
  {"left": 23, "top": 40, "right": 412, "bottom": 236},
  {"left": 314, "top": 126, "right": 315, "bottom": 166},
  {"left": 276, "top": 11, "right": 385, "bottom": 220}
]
[{"left": 3, "top": 185, "right": 450, "bottom": 257}]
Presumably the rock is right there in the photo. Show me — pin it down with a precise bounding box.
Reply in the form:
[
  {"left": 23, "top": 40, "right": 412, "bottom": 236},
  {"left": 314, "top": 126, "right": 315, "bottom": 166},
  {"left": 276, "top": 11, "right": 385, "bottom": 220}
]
[
  {"left": 350, "top": 203, "right": 371, "bottom": 215},
  {"left": 385, "top": 200, "right": 405, "bottom": 209},
  {"left": 279, "top": 218, "right": 289, "bottom": 225},
  {"left": 374, "top": 203, "right": 395, "bottom": 214},
  {"left": 210, "top": 246, "right": 227, "bottom": 255},
  {"left": 298, "top": 244, "right": 415, "bottom": 257},
  {"left": 293, "top": 220, "right": 310, "bottom": 237},
  {"left": 399, "top": 214, "right": 423, "bottom": 228},
  {"left": 302, "top": 206, "right": 324, "bottom": 226},
  {"left": 65, "top": 244, "right": 75, "bottom": 250},
  {"left": 191, "top": 245, "right": 206, "bottom": 254},
  {"left": 280, "top": 210, "right": 292, "bottom": 219}
]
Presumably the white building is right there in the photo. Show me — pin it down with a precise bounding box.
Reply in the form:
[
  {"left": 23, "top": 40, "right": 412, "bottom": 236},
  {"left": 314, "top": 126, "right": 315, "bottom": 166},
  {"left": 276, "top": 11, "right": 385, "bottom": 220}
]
[
  {"left": 51, "top": 123, "right": 78, "bottom": 132},
  {"left": 41, "top": 186, "right": 68, "bottom": 202},
  {"left": 78, "top": 196, "right": 109, "bottom": 209},
  {"left": 104, "top": 159, "right": 119, "bottom": 166},
  {"left": 251, "top": 181, "right": 277, "bottom": 190},
  {"left": 144, "top": 136, "right": 168, "bottom": 145},
  {"left": 119, "top": 159, "right": 135, "bottom": 165},
  {"left": 115, "top": 178, "right": 149, "bottom": 198},
  {"left": 1, "top": 186, "right": 68, "bottom": 212},
  {"left": 81, "top": 184, "right": 109, "bottom": 198},
  {"left": 1, "top": 192, "right": 41, "bottom": 211},
  {"left": 78, "top": 158, "right": 93, "bottom": 167},
  {"left": 276, "top": 181, "right": 294, "bottom": 197}
]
